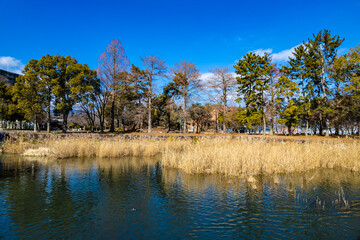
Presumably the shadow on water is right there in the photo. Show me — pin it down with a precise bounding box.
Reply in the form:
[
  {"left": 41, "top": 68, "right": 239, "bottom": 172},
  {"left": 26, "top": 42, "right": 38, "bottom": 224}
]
[{"left": 0, "top": 155, "right": 360, "bottom": 239}]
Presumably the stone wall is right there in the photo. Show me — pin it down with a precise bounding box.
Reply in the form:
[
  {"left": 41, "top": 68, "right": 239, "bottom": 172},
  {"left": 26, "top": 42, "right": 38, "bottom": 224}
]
[{"left": 3, "top": 131, "right": 307, "bottom": 143}]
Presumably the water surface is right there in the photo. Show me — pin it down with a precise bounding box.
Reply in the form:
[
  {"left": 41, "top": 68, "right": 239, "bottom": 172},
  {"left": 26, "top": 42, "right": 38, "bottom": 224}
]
[{"left": 0, "top": 155, "right": 359, "bottom": 239}]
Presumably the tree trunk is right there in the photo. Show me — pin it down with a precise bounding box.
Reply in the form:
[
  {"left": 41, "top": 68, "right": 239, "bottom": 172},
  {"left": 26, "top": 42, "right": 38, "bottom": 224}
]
[
  {"left": 62, "top": 112, "right": 68, "bottom": 133},
  {"left": 223, "top": 104, "right": 226, "bottom": 134},
  {"left": 110, "top": 100, "right": 115, "bottom": 132},
  {"left": 122, "top": 119, "right": 126, "bottom": 133},
  {"left": 305, "top": 119, "right": 309, "bottom": 136},
  {"left": 215, "top": 110, "right": 218, "bottom": 133},
  {"left": 270, "top": 118, "right": 274, "bottom": 135},
  {"left": 34, "top": 117, "right": 38, "bottom": 132},
  {"left": 47, "top": 100, "right": 51, "bottom": 133},
  {"left": 288, "top": 124, "right": 292, "bottom": 135},
  {"left": 148, "top": 97, "right": 152, "bottom": 133},
  {"left": 263, "top": 115, "right": 266, "bottom": 135},
  {"left": 99, "top": 116, "right": 104, "bottom": 133},
  {"left": 325, "top": 116, "right": 330, "bottom": 137},
  {"left": 183, "top": 95, "right": 187, "bottom": 133},
  {"left": 319, "top": 113, "right": 323, "bottom": 136},
  {"left": 335, "top": 125, "right": 339, "bottom": 136},
  {"left": 167, "top": 112, "right": 171, "bottom": 133}
]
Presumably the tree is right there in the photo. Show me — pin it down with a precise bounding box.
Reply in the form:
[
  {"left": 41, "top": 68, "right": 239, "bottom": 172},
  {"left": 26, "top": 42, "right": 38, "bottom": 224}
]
[
  {"left": 98, "top": 40, "right": 130, "bottom": 132},
  {"left": 284, "top": 44, "right": 312, "bottom": 136},
  {"left": 93, "top": 81, "right": 110, "bottom": 133},
  {"left": 0, "top": 81, "right": 25, "bottom": 127},
  {"left": 13, "top": 59, "right": 46, "bottom": 132},
  {"left": 54, "top": 56, "right": 98, "bottom": 133},
  {"left": 189, "top": 103, "right": 212, "bottom": 133},
  {"left": 234, "top": 52, "right": 272, "bottom": 134},
  {"left": 171, "top": 60, "right": 201, "bottom": 133},
  {"left": 305, "top": 29, "right": 344, "bottom": 136},
  {"left": 275, "top": 75, "right": 300, "bottom": 134},
  {"left": 344, "top": 45, "right": 360, "bottom": 135},
  {"left": 266, "top": 64, "right": 280, "bottom": 135},
  {"left": 156, "top": 82, "right": 179, "bottom": 132},
  {"left": 207, "top": 67, "right": 236, "bottom": 133},
  {"left": 78, "top": 75, "right": 101, "bottom": 132},
  {"left": 141, "top": 56, "right": 167, "bottom": 133},
  {"left": 37, "top": 55, "right": 58, "bottom": 132}
]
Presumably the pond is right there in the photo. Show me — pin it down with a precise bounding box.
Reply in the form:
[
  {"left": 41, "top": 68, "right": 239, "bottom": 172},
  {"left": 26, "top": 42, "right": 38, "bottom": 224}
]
[{"left": 0, "top": 155, "right": 360, "bottom": 239}]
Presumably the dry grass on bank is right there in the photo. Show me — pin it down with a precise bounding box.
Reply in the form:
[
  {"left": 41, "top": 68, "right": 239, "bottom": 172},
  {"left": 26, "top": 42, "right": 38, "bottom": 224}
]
[
  {"left": 2, "top": 137, "right": 359, "bottom": 176},
  {"left": 2, "top": 138, "right": 163, "bottom": 158},
  {"left": 161, "top": 139, "right": 360, "bottom": 176}
]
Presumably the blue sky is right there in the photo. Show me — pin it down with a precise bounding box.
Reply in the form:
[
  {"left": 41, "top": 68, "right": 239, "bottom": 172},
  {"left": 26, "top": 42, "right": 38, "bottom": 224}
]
[{"left": 0, "top": 0, "right": 359, "bottom": 77}]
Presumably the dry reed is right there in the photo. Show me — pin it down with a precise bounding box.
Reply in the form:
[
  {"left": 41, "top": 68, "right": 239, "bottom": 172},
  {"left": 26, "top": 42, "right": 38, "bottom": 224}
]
[
  {"left": 161, "top": 138, "right": 360, "bottom": 176},
  {"left": 2, "top": 137, "right": 359, "bottom": 176}
]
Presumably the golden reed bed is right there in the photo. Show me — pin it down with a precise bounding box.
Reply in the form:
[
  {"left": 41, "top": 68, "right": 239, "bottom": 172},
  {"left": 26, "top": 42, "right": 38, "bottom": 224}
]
[{"left": 2, "top": 137, "right": 359, "bottom": 176}]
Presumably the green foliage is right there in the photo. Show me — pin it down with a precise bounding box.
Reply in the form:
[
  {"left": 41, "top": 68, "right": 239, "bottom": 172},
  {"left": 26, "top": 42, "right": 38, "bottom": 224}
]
[
  {"left": 13, "top": 59, "right": 46, "bottom": 129},
  {"left": 13, "top": 55, "right": 98, "bottom": 132},
  {"left": 234, "top": 52, "right": 272, "bottom": 129},
  {"left": 275, "top": 75, "right": 300, "bottom": 132},
  {"left": 189, "top": 103, "right": 212, "bottom": 133}
]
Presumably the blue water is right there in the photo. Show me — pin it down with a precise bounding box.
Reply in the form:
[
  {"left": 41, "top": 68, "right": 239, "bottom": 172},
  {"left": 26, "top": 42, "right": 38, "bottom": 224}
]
[{"left": 0, "top": 156, "right": 359, "bottom": 239}]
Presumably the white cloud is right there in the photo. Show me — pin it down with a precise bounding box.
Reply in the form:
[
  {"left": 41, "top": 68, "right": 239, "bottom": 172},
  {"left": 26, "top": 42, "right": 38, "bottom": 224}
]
[
  {"left": 0, "top": 56, "right": 24, "bottom": 74},
  {"left": 248, "top": 44, "right": 300, "bottom": 63},
  {"left": 272, "top": 45, "right": 300, "bottom": 62},
  {"left": 251, "top": 48, "right": 273, "bottom": 56}
]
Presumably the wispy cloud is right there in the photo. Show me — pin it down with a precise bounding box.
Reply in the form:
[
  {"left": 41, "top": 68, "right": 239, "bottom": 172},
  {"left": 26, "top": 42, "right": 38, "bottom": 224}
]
[
  {"left": 251, "top": 48, "right": 273, "bottom": 56},
  {"left": 249, "top": 44, "right": 300, "bottom": 63},
  {"left": 272, "top": 45, "right": 300, "bottom": 62},
  {"left": 0, "top": 56, "right": 24, "bottom": 74}
]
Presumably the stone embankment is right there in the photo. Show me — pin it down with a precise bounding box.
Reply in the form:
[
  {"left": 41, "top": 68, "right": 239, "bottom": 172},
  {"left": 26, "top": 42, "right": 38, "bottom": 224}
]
[{"left": 3, "top": 131, "right": 307, "bottom": 143}]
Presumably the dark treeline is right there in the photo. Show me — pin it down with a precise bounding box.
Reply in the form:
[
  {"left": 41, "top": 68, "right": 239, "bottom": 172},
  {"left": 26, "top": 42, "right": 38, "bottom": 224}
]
[{"left": 0, "top": 30, "right": 359, "bottom": 136}]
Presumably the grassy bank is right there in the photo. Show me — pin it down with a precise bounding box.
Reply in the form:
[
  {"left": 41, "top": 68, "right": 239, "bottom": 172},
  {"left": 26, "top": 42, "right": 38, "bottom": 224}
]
[{"left": 2, "top": 137, "right": 359, "bottom": 176}]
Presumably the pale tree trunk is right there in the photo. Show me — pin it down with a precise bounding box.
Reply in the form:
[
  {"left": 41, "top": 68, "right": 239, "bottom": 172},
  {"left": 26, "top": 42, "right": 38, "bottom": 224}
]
[
  {"left": 305, "top": 119, "right": 309, "bottom": 136},
  {"left": 321, "top": 64, "right": 330, "bottom": 137},
  {"left": 263, "top": 115, "right": 266, "bottom": 135},
  {"left": 34, "top": 117, "right": 38, "bottom": 132},
  {"left": 47, "top": 99, "right": 51, "bottom": 133},
  {"left": 183, "top": 94, "right": 187, "bottom": 133},
  {"left": 148, "top": 97, "right": 152, "bottom": 133},
  {"left": 223, "top": 103, "right": 226, "bottom": 133},
  {"left": 325, "top": 117, "right": 330, "bottom": 137}
]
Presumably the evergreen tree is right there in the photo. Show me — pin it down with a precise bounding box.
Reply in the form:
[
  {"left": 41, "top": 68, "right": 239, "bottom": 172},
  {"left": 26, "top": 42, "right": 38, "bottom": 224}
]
[
  {"left": 304, "top": 29, "right": 344, "bottom": 136},
  {"left": 234, "top": 52, "right": 272, "bottom": 134},
  {"left": 13, "top": 59, "right": 46, "bottom": 132},
  {"left": 275, "top": 75, "right": 300, "bottom": 134}
]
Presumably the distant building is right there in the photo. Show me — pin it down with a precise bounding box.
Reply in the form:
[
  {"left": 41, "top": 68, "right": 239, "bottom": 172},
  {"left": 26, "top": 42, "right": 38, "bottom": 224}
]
[{"left": 0, "top": 69, "right": 19, "bottom": 86}]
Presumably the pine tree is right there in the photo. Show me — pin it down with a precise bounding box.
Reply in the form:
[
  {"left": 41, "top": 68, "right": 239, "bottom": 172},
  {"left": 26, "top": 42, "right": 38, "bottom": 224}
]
[
  {"left": 234, "top": 52, "right": 272, "bottom": 134},
  {"left": 275, "top": 75, "right": 300, "bottom": 134},
  {"left": 304, "top": 29, "right": 344, "bottom": 136}
]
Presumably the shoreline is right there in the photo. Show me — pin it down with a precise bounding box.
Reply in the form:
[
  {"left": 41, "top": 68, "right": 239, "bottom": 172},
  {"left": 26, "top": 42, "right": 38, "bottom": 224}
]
[
  {"left": 1, "top": 135, "right": 359, "bottom": 177},
  {"left": 3, "top": 130, "right": 358, "bottom": 144}
]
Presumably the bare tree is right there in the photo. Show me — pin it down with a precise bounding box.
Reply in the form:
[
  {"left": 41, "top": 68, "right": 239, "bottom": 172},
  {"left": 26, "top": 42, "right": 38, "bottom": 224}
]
[
  {"left": 98, "top": 40, "right": 129, "bottom": 132},
  {"left": 171, "top": 60, "right": 201, "bottom": 133},
  {"left": 93, "top": 83, "right": 110, "bottom": 133},
  {"left": 141, "top": 56, "right": 167, "bottom": 133},
  {"left": 207, "top": 67, "right": 236, "bottom": 133}
]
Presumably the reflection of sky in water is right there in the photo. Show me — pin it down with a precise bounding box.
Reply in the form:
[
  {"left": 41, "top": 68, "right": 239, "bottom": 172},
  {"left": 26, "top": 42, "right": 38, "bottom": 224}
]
[{"left": 0, "top": 156, "right": 359, "bottom": 239}]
